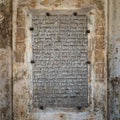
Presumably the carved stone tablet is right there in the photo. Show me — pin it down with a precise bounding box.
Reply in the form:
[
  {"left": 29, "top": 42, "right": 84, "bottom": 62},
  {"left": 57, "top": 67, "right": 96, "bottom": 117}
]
[{"left": 31, "top": 11, "right": 88, "bottom": 108}]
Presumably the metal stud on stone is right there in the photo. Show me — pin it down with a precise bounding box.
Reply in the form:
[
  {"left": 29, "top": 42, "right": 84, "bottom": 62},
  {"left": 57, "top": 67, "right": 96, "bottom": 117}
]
[
  {"left": 86, "top": 30, "right": 90, "bottom": 34},
  {"left": 39, "top": 106, "right": 44, "bottom": 110},
  {"left": 86, "top": 60, "right": 91, "bottom": 64},
  {"left": 77, "top": 106, "right": 82, "bottom": 110},
  {"left": 73, "top": 12, "right": 77, "bottom": 16},
  {"left": 29, "top": 27, "right": 34, "bottom": 31},
  {"left": 31, "top": 60, "right": 35, "bottom": 64},
  {"left": 46, "top": 12, "right": 50, "bottom": 16}
]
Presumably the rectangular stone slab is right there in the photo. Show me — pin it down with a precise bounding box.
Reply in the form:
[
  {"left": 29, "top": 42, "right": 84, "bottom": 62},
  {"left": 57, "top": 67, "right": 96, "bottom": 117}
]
[{"left": 31, "top": 10, "right": 88, "bottom": 108}]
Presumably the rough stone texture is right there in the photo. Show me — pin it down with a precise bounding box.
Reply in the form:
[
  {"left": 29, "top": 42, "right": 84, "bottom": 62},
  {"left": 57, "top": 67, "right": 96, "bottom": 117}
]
[
  {"left": 109, "top": 0, "right": 120, "bottom": 120},
  {"left": 0, "top": 0, "right": 12, "bottom": 120},
  {"left": 12, "top": 0, "right": 107, "bottom": 120},
  {"left": 1, "top": 0, "right": 120, "bottom": 120}
]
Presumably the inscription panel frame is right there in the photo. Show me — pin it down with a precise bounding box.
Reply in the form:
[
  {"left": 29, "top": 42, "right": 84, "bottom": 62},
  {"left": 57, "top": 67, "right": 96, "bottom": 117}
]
[{"left": 27, "top": 9, "right": 90, "bottom": 110}]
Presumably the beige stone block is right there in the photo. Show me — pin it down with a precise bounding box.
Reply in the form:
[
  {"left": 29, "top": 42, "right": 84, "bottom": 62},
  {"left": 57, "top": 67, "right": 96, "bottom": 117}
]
[
  {"left": 95, "top": 50, "right": 105, "bottom": 62},
  {"left": 95, "top": 27, "right": 105, "bottom": 35},
  {"left": 95, "top": 36, "right": 105, "bottom": 49},
  {"left": 94, "top": 63, "right": 105, "bottom": 80},
  {"left": 15, "top": 43, "right": 26, "bottom": 62},
  {"left": 16, "top": 28, "right": 25, "bottom": 42}
]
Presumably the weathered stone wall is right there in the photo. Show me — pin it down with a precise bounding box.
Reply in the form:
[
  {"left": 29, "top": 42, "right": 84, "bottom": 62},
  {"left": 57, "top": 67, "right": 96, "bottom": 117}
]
[
  {"left": 109, "top": 0, "right": 120, "bottom": 120},
  {"left": 12, "top": 0, "right": 107, "bottom": 120},
  {"left": 0, "top": 0, "right": 12, "bottom": 120},
  {"left": 1, "top": 0, "right": 120, "bottom": 120}
]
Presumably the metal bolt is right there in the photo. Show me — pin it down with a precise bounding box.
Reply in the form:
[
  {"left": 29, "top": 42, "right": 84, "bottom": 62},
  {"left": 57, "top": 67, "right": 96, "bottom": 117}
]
[
  {"left": 73, "top": 12, "right": 77, "bottom": 16},
  {"left": 46, "top": 12, "right": 50, "bottom": 16},
  {"left": 86, "top": 61, "right": 91, "bottom": 64},
  {"left": 77, "top": 106, "right": 82, "bottom": 110},
  {"left": 86, "top": 30, "right": 90, "bottom": 34},
  {"left": 31, "top": 60, "right": 35, "bottom": 64},
  {"left": 39, "top": 106, "right": 44, "bottom": 110},
  {"left": 29, "top": 27, "right": 34, "bottom": 31}
]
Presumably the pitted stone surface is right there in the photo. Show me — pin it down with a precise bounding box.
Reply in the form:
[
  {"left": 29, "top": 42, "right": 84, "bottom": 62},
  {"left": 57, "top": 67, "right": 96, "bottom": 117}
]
[{"left": 31, "top": 13, "right": 88, "bottom": 108}]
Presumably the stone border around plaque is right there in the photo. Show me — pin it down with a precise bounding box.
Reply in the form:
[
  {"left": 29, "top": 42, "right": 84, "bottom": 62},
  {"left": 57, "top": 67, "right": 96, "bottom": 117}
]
[{"left": 26, "top": 9, "right": 92, "bottom": 111}]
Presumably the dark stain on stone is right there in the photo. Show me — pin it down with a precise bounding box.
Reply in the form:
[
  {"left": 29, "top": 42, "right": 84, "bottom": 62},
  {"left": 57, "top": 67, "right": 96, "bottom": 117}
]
[
  {"left": 0, "top": 3, "right": 12, "bottom": 48},
  {"left": 59, "top": 113, "right": 66, "bottom": 120},
  {"left": 115, "top": 57, "right": 118, "bottom": 60},
  {"left": 110, "top": 77, "right": 120, "bottom": 86},
  {"left": 116, "top": 48, "right": 118, "bottom": 53},
  {"left": 109, "top": 77, "right": 120, "bottom": 120}
]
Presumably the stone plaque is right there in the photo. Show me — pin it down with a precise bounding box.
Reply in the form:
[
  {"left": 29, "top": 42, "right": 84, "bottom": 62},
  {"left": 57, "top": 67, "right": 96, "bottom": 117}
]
[{"left": 31, "top": 11, "right": 88, "bottom": 108}]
